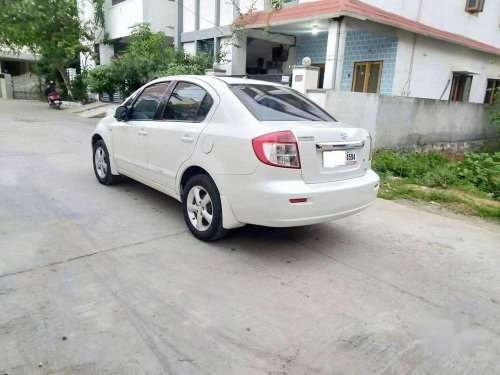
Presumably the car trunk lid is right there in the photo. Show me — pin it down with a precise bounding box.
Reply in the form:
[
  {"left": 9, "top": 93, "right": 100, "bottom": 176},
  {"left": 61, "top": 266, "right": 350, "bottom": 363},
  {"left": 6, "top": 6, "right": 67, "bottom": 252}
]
[{"left": 260, "top": 121, "right": 371, "bottom": 183}]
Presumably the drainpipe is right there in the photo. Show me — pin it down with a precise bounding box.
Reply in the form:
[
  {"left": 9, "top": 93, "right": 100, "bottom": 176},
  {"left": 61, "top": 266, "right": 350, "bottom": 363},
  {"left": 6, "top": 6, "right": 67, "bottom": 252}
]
[
  {"left": 331, "top": 16, "right": 343, "bottom": 90},
  {"left": 402, "top": 0, "right": 423, "bottom": 95},
  {"left": 176, "top": 0, "right": 183, "bottom": 48}
]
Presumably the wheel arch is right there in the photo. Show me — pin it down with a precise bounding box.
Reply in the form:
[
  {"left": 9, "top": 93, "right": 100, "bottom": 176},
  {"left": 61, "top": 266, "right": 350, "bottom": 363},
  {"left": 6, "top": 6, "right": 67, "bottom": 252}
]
[
  {"left": 91, "top": 133, "right": 103, "bottom": 148},
  {"left": 178, "top": 165, "right": 244, "bottom": 230},
  {"left": 91, "top": 126, "right": 119, "bottom": 175},
  {"left": 179, "top": 165, "right": 210, "bottom": 198}
]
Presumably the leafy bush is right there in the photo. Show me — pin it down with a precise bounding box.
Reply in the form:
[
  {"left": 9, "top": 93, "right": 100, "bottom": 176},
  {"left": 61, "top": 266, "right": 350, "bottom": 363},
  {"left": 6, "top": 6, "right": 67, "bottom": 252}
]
[
  {"left": 372, "top": 151, "right": 459, "bottom": 188},
  {"left": 372, "top": 150, "right": 500, "bottom": 199},
  {"left": 455, "top": 152, "right": 500, "bottom": 198},
  {"left": 84, "top": 64, "right": 117, "bottom": 98},
  {"left": 154, "top": 62, "right": 207, "bottom": 77},
  {"left": 71, "top": 73, "right": 89, "bottom": 103},
  {"left": 85, "top": 23, "right": 214, "bottom": 97}
]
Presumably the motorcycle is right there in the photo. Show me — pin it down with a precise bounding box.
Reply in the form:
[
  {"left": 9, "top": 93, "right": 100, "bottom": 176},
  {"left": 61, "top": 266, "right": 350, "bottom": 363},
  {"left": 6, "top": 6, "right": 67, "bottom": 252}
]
[{"left": 48, "top": 90, "right": 62, "bottom": 110}]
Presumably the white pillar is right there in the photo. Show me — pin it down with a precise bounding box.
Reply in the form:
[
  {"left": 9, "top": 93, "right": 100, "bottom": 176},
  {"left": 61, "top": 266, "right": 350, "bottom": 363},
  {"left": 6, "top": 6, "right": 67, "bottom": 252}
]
[
  {"left": 230, "top": 33, "right": 247, "bottom": 75},
  {"left": 323, "top": 18, "right": 346, "bottom": 90},
  {"left": 292, "top": 66, "right": 320, "bottom": 94},
  {"left": 218, "top": 33, "right": 247, "bottom": 76},
  {"left": 0, "top": 77, "right": 6, "bottom": 99}
]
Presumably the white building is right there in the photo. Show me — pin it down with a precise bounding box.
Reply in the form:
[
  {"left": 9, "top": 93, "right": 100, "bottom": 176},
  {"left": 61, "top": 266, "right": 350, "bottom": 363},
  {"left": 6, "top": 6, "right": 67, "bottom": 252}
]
[
  {"left": 179, "top": 0, "right": 500, "bottom": 104},
  {"left": 79, "top": 0, "right": 177, "bottom": 67},
  {"left": 0, "top": 49, "right": 36, "bottom": 76}
]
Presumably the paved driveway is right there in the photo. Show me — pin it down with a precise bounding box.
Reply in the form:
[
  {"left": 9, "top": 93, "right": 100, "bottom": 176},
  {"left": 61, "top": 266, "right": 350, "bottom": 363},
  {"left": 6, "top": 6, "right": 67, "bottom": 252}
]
[{"left": 1, "top": 100, "right": 499, "bottom": 374}]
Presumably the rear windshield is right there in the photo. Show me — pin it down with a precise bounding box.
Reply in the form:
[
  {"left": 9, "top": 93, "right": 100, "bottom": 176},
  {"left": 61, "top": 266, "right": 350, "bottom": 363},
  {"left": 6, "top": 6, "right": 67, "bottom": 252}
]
[{"left": 229, "top": 84, "right": 336, "bottom": 122}]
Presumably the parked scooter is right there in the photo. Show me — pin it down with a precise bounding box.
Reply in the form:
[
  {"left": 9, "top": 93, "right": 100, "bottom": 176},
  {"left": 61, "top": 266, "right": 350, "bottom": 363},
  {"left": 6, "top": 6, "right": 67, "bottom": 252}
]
[{"left": 48, "top": 89, "right": 62, "bottom": 110}]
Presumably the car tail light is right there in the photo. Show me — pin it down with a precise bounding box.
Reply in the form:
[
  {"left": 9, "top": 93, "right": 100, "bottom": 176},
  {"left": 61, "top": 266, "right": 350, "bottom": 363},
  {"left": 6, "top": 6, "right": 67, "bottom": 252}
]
[{"left": 252, "top": 131, "right": 301, "bottom": 169}]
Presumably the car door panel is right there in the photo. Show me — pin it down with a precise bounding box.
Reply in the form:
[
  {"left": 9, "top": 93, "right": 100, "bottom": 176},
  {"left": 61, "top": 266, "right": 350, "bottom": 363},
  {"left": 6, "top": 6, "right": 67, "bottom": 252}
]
[
  {"left": 112, "top": 122, "right": 148, "bottom": 177},
  {"left": 111, "top": 82, "right": 171, "bottom": 179},
  {"left": 147, "top": 122, "right": 209, "bottom": 188},
  {"left": 147, "top": 81, "right": 216, "bottom": 190}
]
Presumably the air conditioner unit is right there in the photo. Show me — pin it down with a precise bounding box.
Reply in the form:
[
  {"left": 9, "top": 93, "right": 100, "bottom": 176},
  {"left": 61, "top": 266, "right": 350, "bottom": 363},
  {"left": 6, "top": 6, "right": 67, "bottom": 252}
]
[{"left": 465, "top": 0, "right": 484, "bottom": 13}]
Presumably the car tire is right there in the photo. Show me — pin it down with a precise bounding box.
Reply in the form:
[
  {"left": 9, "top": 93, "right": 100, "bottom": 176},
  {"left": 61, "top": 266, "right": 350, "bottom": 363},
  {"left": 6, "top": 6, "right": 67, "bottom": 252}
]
[
  {"left": 182, "top": 174, "right": 229, "bottom": 241},
  {"left": 93, "top": 140, "right": 120, "bottom": 185}
]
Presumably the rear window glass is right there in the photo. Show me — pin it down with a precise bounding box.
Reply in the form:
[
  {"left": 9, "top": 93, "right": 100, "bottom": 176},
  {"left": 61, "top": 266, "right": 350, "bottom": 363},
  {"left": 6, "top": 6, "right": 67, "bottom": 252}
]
[{"left": 229, "top": 84, "right": 336, "bottom": 122}]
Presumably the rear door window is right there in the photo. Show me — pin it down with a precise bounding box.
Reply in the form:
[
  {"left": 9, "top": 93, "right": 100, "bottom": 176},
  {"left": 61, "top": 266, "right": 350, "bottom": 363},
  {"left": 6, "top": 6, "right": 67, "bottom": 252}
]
[
  {"left": 163, "top": 82, "right": 213, "bottom": 122},
  {"left": 229, "top": 84, "right": 336, "bottom": 122}
]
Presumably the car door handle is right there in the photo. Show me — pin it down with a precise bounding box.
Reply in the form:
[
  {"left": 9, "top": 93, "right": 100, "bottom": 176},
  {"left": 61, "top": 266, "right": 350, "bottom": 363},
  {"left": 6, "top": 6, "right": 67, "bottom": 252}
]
[
  {"left": 180, "top": 136, "right": 194, "bottom": 143},
  {"left": 137, "top": 130, "right": 148, "bottom": 136}
]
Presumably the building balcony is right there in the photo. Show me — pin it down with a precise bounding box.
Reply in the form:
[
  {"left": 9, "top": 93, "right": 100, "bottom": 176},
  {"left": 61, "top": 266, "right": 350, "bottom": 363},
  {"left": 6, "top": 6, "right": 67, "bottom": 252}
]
[{"left": 106, "top": 0, "right": 176, "bottom": 41}]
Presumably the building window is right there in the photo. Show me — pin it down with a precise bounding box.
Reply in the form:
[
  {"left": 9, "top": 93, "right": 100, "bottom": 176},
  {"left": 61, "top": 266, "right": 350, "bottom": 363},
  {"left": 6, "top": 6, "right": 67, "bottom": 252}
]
[
  {"left": 465, "top": 0, "right": 484, "bottom": 13},
  {"left": 484, "top": 79, "right": 500, "bottom": 104},
  {"left": 449, "top": 73, "right": 473, "bottom": 102},
  {"left": 197, "top": 39, "right": 214, "bottom": 57},
  {"left": 113, "top": 42, "right": 128, "bottom": 56},
  {"left": 94, "top": 44, "right": 100, "bottom": 65},
  {"left": 352, "top": 61, "right": 382, "bottom": 93},
  {"left": 112, "top": 0, "right": 126, "bottom": 5}
]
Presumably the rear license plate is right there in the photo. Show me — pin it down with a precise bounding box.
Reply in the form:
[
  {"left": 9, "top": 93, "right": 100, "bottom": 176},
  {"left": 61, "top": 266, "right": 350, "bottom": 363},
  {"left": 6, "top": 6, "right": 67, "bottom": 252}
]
[{"left": 323, "top": 151, "right": 357, "bottom": 167}]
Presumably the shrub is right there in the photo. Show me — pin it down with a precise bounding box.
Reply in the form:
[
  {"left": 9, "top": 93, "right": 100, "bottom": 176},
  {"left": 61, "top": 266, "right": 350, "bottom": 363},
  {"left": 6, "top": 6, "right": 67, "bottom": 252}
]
[
  {"left": 372, "top": 150, "right": 500, "bottom": 199},
  {"left": 84, "top": 65, "right": 117, "bottom": 98},
  {"left": 71, "top": 73, "right": 89, "bottom": 103},
  {"left": 85, "top": 23, "right": 214, "bottom": 97},
  {"left": 455, "top": 152, "right": 500, "bottom": 198},
  {"left": 372, "top": 150, "right": 456, "bottom": 187}
]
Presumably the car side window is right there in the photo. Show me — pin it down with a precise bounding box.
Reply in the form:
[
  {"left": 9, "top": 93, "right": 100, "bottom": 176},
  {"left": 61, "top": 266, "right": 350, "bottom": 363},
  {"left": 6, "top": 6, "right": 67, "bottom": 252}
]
[
  {"left": 123, "top": 89, "right": 140, "bottom": 107},
  {"left": 163, "top": 82, "right": 213, "bottom": 122},
  {"left": 129, "top": 82, "right": 170, "bottom": 120}
]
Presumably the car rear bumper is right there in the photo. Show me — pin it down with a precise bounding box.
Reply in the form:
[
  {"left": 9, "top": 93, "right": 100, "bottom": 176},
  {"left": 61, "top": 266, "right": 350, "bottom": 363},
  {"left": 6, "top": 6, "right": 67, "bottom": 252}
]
[{"left": 218, "top": 169, "right": 380, "bottom": 227}]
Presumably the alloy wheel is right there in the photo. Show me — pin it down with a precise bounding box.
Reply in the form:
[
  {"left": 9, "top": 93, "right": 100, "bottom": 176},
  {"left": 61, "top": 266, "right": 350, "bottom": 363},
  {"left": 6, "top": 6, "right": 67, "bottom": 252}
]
[
  {"left": 186, "top": 185, "right": 213, "bottom": 231},
  {"left": 94, "top": 147, "right": 108, "bottom": 179}
]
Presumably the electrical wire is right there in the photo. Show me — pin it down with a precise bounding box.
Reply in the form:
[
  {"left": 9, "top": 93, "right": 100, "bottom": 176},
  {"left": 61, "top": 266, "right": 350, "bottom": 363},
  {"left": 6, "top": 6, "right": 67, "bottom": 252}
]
[{"left": 173, "top": 0, "right": 296, "bottom": 46}]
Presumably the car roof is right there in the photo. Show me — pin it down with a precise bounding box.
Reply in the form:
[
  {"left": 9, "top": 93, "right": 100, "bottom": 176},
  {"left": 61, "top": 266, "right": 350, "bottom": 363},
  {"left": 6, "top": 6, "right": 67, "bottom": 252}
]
[{"left": 151, "top": 75, "right": 285, "bottom": 87}]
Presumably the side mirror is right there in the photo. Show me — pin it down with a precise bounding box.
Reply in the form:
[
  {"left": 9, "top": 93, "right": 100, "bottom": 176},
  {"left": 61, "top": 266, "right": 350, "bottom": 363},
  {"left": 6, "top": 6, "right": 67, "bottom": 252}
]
[{"left": 114, "top": 105, "right": 129, "bottom": 121}]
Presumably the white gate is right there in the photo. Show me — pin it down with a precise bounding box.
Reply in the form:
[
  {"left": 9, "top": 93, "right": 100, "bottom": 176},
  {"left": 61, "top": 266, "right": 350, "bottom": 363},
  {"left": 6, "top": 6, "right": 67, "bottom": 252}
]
[{"left": 12, "top": 73, "right": 40, "bottom": 100}]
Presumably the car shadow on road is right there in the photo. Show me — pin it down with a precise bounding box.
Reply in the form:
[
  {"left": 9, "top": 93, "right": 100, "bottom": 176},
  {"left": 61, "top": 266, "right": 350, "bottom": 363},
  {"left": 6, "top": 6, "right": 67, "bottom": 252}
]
[
  {"left": 116, "top": 176, "right": 358, "bottom": 263},
  {"left": 224, "top": 223, "right": 354, "bottom": 257}
]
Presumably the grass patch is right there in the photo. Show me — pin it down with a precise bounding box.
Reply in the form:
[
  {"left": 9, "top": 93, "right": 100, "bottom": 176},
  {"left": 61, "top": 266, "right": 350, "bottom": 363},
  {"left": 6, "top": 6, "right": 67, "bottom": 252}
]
[{"left": 372, "top": 150, "right": 500, "bottom": 222}]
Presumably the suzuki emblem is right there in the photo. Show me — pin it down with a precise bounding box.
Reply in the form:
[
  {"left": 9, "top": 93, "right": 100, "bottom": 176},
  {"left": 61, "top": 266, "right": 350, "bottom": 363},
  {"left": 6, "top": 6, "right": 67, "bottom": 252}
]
[{"left": 340, "top": 132, "right": 347, "bottom": 140}]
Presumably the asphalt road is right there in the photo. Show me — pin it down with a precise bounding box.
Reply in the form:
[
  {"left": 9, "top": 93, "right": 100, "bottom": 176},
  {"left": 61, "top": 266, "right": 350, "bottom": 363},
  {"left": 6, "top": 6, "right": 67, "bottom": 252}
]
[{"left": 1, "top": 100, "right": 499, "bottom": 374}]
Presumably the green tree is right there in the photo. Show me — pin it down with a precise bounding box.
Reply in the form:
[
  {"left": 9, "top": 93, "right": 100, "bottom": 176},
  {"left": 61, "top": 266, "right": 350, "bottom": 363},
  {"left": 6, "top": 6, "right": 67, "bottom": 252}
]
[
  {"left": 0, "top": 0, "right": 84, "bottom": 96},
  {"left": 94, "top": 24, "right": 213, "bottom": 97}
]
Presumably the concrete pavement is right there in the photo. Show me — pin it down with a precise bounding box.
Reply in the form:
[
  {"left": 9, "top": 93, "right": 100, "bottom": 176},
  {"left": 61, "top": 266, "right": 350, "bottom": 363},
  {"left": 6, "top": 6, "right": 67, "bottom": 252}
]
[{"left": 1, "top": 100, "right": 499, "bottom": 374}]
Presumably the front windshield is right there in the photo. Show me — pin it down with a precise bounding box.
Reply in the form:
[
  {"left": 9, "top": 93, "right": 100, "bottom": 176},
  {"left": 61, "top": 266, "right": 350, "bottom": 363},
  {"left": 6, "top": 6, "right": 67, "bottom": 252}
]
[{"left": 229, "top": 84, "right": 336, "bottom": 122}]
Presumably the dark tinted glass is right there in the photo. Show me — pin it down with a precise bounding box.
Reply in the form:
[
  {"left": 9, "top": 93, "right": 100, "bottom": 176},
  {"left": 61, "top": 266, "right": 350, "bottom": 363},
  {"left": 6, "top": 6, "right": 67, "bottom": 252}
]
[
  {"left": 130, "top": 82, "right": 169, "bottom": 120},
  {"left": 195, "top": 94, "right": 214, "bottom": 121},
  {"left": 123, "top": 89, "right": 140, "bottom": 107},
  {"left": 229, "top": 84, "right": 336, "bottom": 122},
  {"left": 163, "top": 82, "right": 212, "bottom": 122}
]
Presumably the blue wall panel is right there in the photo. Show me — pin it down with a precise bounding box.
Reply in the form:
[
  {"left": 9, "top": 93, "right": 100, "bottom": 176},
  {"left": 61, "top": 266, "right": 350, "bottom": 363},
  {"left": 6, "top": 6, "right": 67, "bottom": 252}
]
[
  {"left": 295, "top": 32, "right": 328, "bottom": 65},
  {"left": 340, "top": 30, "right": 398, "bottom": 94}
]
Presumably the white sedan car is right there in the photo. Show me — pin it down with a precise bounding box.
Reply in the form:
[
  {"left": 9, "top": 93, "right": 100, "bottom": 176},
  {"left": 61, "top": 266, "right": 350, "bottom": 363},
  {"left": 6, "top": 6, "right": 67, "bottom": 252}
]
[{"left": 92, "top": 76, "right": 379, "bottom": 241}]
